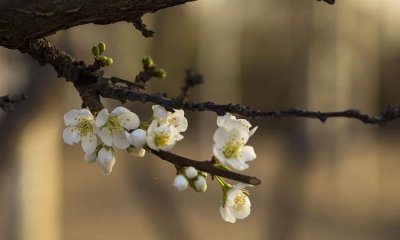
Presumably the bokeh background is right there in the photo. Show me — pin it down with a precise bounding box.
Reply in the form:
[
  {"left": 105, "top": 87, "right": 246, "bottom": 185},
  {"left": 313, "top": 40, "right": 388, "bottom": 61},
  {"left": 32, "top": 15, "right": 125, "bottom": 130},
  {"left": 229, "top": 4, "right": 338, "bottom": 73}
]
[{"left": 1, "top": 0, "right": 400, "bottom": 239}]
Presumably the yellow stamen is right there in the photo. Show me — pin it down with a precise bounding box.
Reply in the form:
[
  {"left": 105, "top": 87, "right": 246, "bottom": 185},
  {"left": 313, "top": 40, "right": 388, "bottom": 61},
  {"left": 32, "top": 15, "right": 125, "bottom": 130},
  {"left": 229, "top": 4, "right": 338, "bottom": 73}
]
[
  {"left": 106, "top": 115, "right": 123, "bottom": 132},
  {"left": 76, "top": 118, "right": 93, "bottom": 136},
  {"left": 234, "top": 193, "right": 246, "bottom": 210},
  {"left": 154, "top": 132, "right": 170, "bottom": 147},
  {"left": 222, "top": 141, "right": 241, "bottom": 159}
]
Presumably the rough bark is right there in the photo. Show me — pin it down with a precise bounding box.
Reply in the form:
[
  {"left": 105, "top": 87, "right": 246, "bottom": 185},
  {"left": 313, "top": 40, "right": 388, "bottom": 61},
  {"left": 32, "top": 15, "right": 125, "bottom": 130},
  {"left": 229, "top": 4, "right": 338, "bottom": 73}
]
[{"left": 0, "top": 0, "right": 194, "bottom": 48}]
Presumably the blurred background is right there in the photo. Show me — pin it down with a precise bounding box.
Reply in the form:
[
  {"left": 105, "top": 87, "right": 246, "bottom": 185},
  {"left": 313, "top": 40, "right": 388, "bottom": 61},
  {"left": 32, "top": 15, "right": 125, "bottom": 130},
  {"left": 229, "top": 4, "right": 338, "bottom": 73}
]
[{"left": 1, "top": 0, "right": 400, "bottom": 239}]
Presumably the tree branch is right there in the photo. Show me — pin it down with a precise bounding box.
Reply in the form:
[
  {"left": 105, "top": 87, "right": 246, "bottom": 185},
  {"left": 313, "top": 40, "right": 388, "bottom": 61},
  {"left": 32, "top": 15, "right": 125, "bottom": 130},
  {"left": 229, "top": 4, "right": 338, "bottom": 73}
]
[
  {"left": 0, "top": 0, "right": 195, "bottom": 48},
  {"left": 148, "top": 148, "right": 261, "bottom": 185}
]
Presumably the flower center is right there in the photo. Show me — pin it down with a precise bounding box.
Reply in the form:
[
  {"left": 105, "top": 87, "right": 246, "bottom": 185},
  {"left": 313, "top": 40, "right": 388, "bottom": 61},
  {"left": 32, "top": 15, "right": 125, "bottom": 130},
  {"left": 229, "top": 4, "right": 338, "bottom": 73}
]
[
  {"left": 234, "top": 193, "right": 246, "bottom": 210},
  {"left": 76, "top": 118, "right": 93, "bottom": 136},
  {"left": 154, "top": 132, "right": 170, "bottom": 147},
  {"left": 222, "top": 141, "right": 241, "bottom": 159},
  {"left": 106, "top": 115, "right": 123, "bottom": 132}
]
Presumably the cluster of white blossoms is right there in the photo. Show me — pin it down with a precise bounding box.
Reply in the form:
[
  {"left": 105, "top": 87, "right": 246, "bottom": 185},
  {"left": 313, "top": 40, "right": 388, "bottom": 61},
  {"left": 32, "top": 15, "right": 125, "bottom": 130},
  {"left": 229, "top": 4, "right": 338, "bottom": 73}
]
[
  {"left": 63, "top": 106, "right": 256, "bottom": 223},
  {"left": 212, "top": 113, "right": 257, "bottom": 223},
  {"left": 63, "top": 105, "right": 187, "bottom": 175}
]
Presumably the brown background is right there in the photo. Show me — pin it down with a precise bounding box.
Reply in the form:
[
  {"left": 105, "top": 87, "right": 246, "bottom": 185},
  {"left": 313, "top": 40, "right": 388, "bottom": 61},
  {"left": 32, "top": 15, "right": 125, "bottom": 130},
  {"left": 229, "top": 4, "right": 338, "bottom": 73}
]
[{"left": 1, "top": 0, "right": 400, "bottom": 239}]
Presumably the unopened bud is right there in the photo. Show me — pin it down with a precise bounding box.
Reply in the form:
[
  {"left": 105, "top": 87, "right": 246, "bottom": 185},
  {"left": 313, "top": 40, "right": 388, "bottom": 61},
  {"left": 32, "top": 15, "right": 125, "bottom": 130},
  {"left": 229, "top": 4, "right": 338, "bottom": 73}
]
[
  {"left": 92, "top": 46, "right": 100, "bottom": 56},
  {"left": 155, "top": 69, "right": 167, "bottom": 78},
  {"left": 98, "top": 42, "right": 106, "bottom": 53}
]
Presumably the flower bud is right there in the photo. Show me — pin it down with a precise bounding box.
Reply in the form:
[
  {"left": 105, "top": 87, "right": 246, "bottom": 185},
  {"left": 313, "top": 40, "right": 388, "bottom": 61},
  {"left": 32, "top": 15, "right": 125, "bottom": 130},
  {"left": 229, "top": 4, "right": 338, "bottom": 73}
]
[
  {"left": 173, "top": 175, "right": 188, "bottom": 191},
  {"left": 142, "top": 56, "right": 154, "bottom": 68},
  {"left": 98, "top": 42, "right": 106, "bottom": 53},
  {"left": 105, "top": 57, "right": 113, "bottom": 66},
  {"left": 155, "top": 69, "right": 167, "bottom": 78},
  {"left": 91, "top": 46, "right": 100, "bottom": 57},
  {"left": 128, "top": 129, "right": 147, "bottom": 148},
  {"left": 184, "top": 166, "right": 198, "bottom": 179},
  {"left": 97, "top": 147, "right": 115, "bottom": 175},
  {"left": 194, "top": 176, "right": 207, "bottom": 192}
]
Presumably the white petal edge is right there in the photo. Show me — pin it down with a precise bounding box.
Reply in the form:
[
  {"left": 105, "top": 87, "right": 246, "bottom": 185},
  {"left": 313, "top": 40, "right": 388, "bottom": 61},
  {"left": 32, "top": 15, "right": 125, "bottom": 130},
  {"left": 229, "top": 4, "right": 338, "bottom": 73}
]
[
  {"left": 63, "top": 127, "right": 80, "bottom": 145},
  {"left": 219, "top": 206, "right": 236, "bottom": 223},
  {"left": 112, "top": 131, "right": 131, "bottom": 149},
  {"left": 98, "top": 128, "right": 113, "bottom": 146},
  {"left": 81, "top": 134, "right": 97, "bottom": 154},
  {"left": 119, "top": 111, "right": 140, "bottom": 130},
  {"left": 95, "top": 108, "right": 109, "bottom": 128}
]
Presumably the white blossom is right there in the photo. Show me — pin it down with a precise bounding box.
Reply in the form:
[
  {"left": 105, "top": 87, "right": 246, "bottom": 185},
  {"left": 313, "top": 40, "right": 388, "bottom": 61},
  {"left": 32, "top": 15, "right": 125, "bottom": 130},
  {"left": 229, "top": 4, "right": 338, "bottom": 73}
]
[
  {"left": 146, "top": 120, "right": 179, "bottom": 151},
  {"left": 152, "top": 105, "right": 169, "bottom": 122},
  {"left": 127, "top": 128, "right": 147, "bottom": 148},
  {"left": 152, "top": 105, "right": 188, "bottom": 140},
  {"left": 213, "top": 126, "right": 256, "bottom": 171},
  {"left": 184, "top": 167, "right": 198, "bottom": 179},
  {"left": 173, "top": 175, "right": 188, "bottom": 191},
  {"left": 63, "top": 109, "right": 97, "bottom": 154},
  {"left": 217, "top": 113, "right": 257, "bottom": 137},
  {"left": 194, "top": 176, "right": 207, "bottom": 192},
  {"left": 96, "top": 147, "right": 116, "bottom": 175},
  {"left": 220, "top": 183, "right": 251, "bottom": 223},
  {"left": 168, "top": 109, "right": 188, "bottom": 133},
  {"left": 96, "top": 107, "right": 140, "bottom": 149}
]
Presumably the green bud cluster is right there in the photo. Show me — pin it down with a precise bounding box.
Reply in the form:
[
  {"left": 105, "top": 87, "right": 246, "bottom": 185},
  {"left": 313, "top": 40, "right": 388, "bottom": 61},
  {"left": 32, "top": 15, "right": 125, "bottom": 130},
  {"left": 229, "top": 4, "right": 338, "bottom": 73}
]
[
  {"left": 91, "top": 42, "right": 113, "bottom": 66},
  {"left": 142, "top": 56, "right": 167, "bottom": 79}
]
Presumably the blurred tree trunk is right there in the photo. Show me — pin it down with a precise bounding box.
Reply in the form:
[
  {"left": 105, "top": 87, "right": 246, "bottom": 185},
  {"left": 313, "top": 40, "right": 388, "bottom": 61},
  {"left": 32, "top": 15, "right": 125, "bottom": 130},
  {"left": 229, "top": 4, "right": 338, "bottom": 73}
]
[
  {"left": 303, "top": 0, "right": 382, "bottom": 239},
  {"left": 195, "top": 0, "right": 246, "bottom": 157},
  {"left": 266, "top": 2, "right": 314, "bottom": 240}
]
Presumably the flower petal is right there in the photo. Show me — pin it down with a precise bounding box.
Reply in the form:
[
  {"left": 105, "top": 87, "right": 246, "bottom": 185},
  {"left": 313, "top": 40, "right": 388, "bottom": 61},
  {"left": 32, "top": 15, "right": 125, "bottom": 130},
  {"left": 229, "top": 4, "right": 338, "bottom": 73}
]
[
  {"left": 219, "top": 206, "right": 236, "bottom": 223},
  {"left": 240, "top": 146, "right": 256, "bottom": 162},
  {"left": 152, "top": 105, "right": 168, "bottom": 120},
  {"left": 112, "top": 131, "right": 130, "bottom": 149},
  {"left": 233, "top": 197, "right": 251, "bottom": 219},
  {"left": 226, "top": 159, "right": 249, "bottom": 171},
  {"left": 81, "top": 134, "right": 97, "bottom": 154},
  {"left": 111, "top": 106, "right": 129, "bottom": 115},
  {"left": 119, "top": 111, "right": 140, "bottom": 130},
  {"left": 98, "top": 128, "right": 113, "bottom": 146},
  {"left": 77, "top": 109, "right": 94, "bottom": 119},
  {"left": 95, "top": 108, "right": 109, "bottom": 128},
  {"left": 63, "top": 127, "right": 80, "bottom": 145},
  {"left": 249, "top": 126, "right": 258, "bottom": 137},
  {"left": 213, "top": 127, "right": 230, "bottom": 146},
  {"left": 64, "top": 110, "right": 79, "bottom": 126}
]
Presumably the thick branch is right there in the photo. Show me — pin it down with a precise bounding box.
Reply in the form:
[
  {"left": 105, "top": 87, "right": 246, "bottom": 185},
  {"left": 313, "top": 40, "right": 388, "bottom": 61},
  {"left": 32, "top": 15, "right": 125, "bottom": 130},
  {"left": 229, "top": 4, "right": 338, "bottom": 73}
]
[
  {"left": 148, "top": 149, "right": 261, "bottom": 185},
  {"left": 0, "top": 0, "right": 195, "bottom": 48}
]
